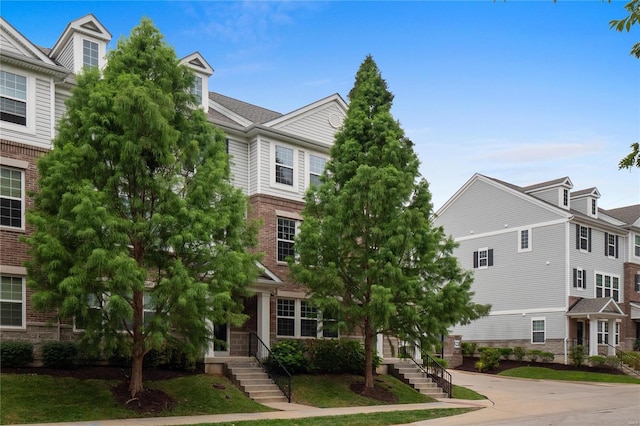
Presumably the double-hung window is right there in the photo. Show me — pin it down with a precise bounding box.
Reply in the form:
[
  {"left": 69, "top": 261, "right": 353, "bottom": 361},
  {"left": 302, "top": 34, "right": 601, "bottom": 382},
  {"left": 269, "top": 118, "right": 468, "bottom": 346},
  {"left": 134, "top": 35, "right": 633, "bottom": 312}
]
[
  {"left": 276, "top": 298, "right": 337, "bottom": 338},
  {"left": 573, "top": 268, "right": 586, "bottom": 289},
  {"left": 275, "top": 145, "right": 294, "bottom": 186},
  {"left": 614, "top": 322, "right": 620, "bottom": 346},
  {"left": 597, "top": 320, "right": 609, "bottom": 344},
  {"left": 576, "top": 225, "right": 591, "bottom": 252},
  {"left": 0, "top": 275, "right": 24, "bottom": 328},
  {"left": 191, "top": 76, "right": 203, "bottom": 103},
  {"left": 300, "top": 300, "right": 318, "bottom": 337},
  {"left": 277, "top": 217, "right": 296, "bottom": 262},
  {"left": 473, "top": 248, "right": 493, "bottom": 269},
  {"left": 82, "top": 40, "right": 99, "bottom": 69},
  {"left": 309, "top": 155, "right": 326, "bottom": 187},
  {"left": 595, "top": 272, "right": 620, "bottom": 302},
  {"left": 0, "top": 70, "right": 27, "bottom": 126},
  {"left": 635, "top": 234, "right": 640, "bottom": 258},
  {"left": 0, "top": 166, "right": 23, "bottom": 229},
  {"left": 531, "top": 318, "right": 545, "bottom": 343},
  {"left": 604, "top": 233, "right": 618, "bottom": 258}
]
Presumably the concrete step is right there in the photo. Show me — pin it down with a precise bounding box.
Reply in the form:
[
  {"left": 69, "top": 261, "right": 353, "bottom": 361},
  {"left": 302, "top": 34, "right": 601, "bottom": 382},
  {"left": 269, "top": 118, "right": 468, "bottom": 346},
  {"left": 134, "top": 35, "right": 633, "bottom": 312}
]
[{"left": 226, "top": 362, "right": 288, "bottom": 404}]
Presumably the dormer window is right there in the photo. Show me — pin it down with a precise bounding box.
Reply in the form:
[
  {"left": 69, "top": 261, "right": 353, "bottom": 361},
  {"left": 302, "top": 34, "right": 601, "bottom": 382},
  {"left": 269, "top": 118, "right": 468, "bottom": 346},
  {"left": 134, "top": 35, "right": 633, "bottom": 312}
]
[
  {"left": 82, "top": 39, "right": 99, "bottom": 69},
  {"left": 563, "top": 189, "right": 569, "bottom": 207},
  {"left": 191, "top": 76, "right": 203, "bottom": 102},
  {"left": 591, "top": 199, "right": 597, "bottom": 215}
]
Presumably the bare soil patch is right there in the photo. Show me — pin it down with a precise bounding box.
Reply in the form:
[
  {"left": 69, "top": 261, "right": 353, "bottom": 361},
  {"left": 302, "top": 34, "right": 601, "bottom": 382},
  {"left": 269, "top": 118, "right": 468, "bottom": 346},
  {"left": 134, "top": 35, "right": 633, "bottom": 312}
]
[{"left": 349, "top": 377, "right": 399, "bottom": 403}]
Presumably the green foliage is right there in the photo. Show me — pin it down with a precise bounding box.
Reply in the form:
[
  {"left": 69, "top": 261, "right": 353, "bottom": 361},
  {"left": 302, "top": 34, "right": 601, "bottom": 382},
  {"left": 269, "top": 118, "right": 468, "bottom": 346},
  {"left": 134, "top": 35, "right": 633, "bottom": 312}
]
[
  {"left": 620, "top": 351, "right": 640, "bottom": 370},
  {"left": 634, "top": 338, "right": 640, "bottom": 351},
  {"left": 475, "top": 348, "right": 500, "bottom": 372},
  {"left": 307, "top": 339, "right": 379, "bottom": 375},
  {"left": 461, "top": 342, "right": 477, "bottom": 357},
  {"left": 569, "top": 345, "right": 586, "bottom": 367},
  {"left": 269, "top": 340, "right": 308, "bottom": 374},
  {"left": 498, "top": 347, "right": 513, "bottom": 360},
  {"left": 610, "top": 0, "right": 640, "bottom": 58},
  {"left": 526, "top": 349, "right": 543, "bottom": 363},
  {"left": 431, "top": 357, "right": 448, "bottom": 369},
  {"left": 512, "top": 346, "right": 526, "bottom": 362},
  {"left": 24, "top": 17, "right": 259, "bottom": 395},
  {"left": 41, "top": 342, "right": 78, "bottom": 369},
  {"left": 540, "top": 352, "right": 555, "bottom": 363},
  {"left": 0, "top": 341, "right": 34, "bottom": 368},
  {"left": 605, "top": 356, "right": 620, "bottom": 369}
]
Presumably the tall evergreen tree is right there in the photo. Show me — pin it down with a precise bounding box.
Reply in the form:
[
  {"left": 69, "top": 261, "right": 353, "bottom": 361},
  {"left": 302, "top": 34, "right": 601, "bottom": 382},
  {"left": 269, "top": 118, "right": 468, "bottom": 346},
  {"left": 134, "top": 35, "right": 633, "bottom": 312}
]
[
  {"left": 25, "top": 18, "right": 259, "bottom": 397},
  {"left": 290, "top": 55, "right": 489, "bottom": 390}
]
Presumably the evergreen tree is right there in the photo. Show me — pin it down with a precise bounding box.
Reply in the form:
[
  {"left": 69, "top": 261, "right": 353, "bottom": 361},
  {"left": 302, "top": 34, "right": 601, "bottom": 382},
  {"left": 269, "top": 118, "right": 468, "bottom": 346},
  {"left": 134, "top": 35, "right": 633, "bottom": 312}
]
[
  {"left": 290, "top": 55, "right": 489, "bottom": 390},
  {"left": 25, "top": 18, "right": 259, "bottom": 398}
]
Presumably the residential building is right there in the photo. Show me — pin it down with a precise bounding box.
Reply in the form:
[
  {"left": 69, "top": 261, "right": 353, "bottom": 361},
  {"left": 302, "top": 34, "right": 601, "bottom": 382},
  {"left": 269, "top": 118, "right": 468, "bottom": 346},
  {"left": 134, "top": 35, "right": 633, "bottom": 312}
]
[
  {"left": 0, "top": 14, "right": 352, "bottom": 363},
  {"left": 434, "top": 174, "right": 640, "bottom": 360}
]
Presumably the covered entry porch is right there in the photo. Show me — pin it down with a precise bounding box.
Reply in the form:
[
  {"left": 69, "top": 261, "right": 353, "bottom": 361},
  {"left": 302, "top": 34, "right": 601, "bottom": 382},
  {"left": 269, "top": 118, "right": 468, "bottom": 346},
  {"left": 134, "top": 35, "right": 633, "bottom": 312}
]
[{"left": 567, "top": 297, "right": 626, "bottom": 356}]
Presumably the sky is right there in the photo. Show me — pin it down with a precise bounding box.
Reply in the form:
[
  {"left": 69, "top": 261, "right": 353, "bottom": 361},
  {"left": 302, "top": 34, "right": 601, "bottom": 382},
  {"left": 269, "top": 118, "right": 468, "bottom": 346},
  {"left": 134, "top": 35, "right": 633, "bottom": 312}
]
[{"left": 2, "top": 0, "right": 639, "bottom": 210}]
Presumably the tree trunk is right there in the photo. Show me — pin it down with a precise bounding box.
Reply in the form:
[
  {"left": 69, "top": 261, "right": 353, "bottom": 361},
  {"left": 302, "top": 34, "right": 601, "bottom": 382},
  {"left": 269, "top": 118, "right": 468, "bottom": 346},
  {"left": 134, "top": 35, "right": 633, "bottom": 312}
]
[
  {"left": 364, "top": 317, "right": 374, "bottom": 389},
  {"left": 129, "top": 290, "right": 145, "bottom": 398}
]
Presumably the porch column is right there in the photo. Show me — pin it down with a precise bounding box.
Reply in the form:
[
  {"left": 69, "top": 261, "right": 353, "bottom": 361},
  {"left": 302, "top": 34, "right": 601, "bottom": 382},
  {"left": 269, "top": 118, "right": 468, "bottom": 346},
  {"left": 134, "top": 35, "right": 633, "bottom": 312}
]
[
  {"left": 205, "top": 319, "right": 215, "bottom": 358},
  {"left": 608, "top": 319, "right": 615, "bottom": 356},
  {"left": 257, "top": 291, "right": 271, "bottom": 349},
  {"left": 376, "top": 333, "right": 384, "bottom": 360},
  {"left": 414, "top": 342, "right": 422, "bottom": 362},
  {"left": 588, "top": 319, "right": 598, "bottom": 356}
]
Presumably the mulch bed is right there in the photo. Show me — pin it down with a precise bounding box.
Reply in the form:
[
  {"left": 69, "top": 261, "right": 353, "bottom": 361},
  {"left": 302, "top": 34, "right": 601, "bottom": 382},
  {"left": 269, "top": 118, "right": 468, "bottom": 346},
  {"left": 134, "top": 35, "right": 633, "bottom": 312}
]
[{"left": 454, "top": 356, "right": 624, "bottom": 375}]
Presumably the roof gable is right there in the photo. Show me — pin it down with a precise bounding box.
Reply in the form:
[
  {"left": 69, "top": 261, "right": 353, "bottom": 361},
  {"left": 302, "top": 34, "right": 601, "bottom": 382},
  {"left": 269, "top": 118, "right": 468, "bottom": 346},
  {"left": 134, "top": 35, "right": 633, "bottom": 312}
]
[
  {"left": 208, "top": 92, "right": 281, "bottom": 127},
  {"left": 602, "top": 204, "right": 640, "bottom": 226},
  {"left": 50, "top": 14, "right": 111, "bottom": 59},
  {"left": 0, "top": 17, "right": 57, "bottom": 65},
  {"left": 180, "top": 52, "right": 214, "bottom": 76}
]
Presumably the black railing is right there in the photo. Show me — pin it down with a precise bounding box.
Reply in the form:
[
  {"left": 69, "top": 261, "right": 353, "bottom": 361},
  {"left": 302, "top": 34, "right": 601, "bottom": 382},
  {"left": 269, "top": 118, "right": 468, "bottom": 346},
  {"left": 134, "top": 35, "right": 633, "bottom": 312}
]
[
  {"left": 248, "top": 332, "right": 292, "bottom": 402},
  {"left": 403, "top": 354, "right": 452, "bottom": 398},
  {"left": 604, "top": 343, "right": 640, "bottom": 378}
]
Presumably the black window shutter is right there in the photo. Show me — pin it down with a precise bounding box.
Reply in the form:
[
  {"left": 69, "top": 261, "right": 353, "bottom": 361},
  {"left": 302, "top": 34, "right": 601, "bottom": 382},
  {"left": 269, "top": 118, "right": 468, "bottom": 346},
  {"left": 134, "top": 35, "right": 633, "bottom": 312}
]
[
  {"left": 588, "top": 228, "right": 592, "bottom": 252},
  {"left": 473, "top": 251, "right": 478, "bottom": 268},
  {"left": 575, "top": 224, "right": 580, "bottom": 249},
  {"left": 488, "top": 249, "right": 494, "bottom": 266},
  {"left": 583, "top": 269, "right": 587, "bottom": 288},
  {"left": 604, "top": 232, "right": 609, "bottom": 256},
  {"left": 572, "top": 268, "right": 577, "bottom": 288},
  {"left": 615, "top": 236, "right": 619, "bottom": 258}
]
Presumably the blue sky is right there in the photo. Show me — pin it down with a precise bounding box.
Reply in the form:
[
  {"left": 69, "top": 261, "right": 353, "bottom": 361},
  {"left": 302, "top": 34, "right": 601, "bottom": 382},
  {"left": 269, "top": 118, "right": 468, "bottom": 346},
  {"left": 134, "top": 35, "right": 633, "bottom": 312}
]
[{"left": 2, "top": 1, "right": 639, "bottom": 210}]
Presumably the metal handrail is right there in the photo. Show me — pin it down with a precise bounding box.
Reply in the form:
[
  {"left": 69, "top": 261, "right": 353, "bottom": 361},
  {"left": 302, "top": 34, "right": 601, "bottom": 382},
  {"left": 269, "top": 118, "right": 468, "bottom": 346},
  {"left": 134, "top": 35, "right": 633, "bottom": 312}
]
[
  {"left": 248, "top": 332, "right": 292, "bottom": 402},
  {"left": 602, "top": 343, "right": 640, "bottom": 377},
  {"left": 406, "top": 354, "right": 452, "bottom": 398}
]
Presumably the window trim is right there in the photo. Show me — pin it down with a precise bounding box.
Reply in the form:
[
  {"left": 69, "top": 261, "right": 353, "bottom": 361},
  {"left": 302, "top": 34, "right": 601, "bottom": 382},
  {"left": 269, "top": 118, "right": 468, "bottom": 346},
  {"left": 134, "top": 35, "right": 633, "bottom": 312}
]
[
  {"left": 0, "top": 274, "right": 26, "bottom": 330},
  {"left": 0, "top": 164, "right": 25, "bottom": 231},
  {"left": 82, "top": 39, "right": 99, "bottom": 69},
  {"left": 276, "top": 298, "right": 337, "bottom": 339},
  {"left": 0, "top": 65, "right": 36, "bottom": 134},
  {"left": 518, "top": 228, "right": 532, "bottom": 253},
  {"left": 270, "top": 143, "right": 298, "bottom": 191},
  {"left": 473, "top": 248, "right": 493, "bottom": 269},
  {"left": 573, "top": 267, "right": 586, "bottom": 290},
  {"left": 595, "top": 271, "right": 621, "bottom": 302},
  {"left": 597, "top": 320, "right": 609, "bottom": 345},
  {"left": 276, "top": 217, "right": 297, "bottom": 264},
  {"left": 576, "top": 224, "right": 591, "bottom": 253},
  {"left": 634, "top": 234, "right": 640, "bottom": 259},
  {"left": 531, "top": 317, "right": 545, "bottom": 344},
  {"left": 604, "top": 233, "right": 619, "bottom": 259},
  {"left": 307, "top": 153, "right": 327, "bottom": 189}
]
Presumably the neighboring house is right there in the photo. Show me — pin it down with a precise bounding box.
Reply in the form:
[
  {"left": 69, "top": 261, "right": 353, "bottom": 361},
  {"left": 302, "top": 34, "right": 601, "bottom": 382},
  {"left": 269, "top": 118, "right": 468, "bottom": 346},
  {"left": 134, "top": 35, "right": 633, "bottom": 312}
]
[
  {"left": 0, "top": 14, "right": 353, "bottom": 363},
  {"left": 434, "top": 173, "right": 640, "bottom": 360}
]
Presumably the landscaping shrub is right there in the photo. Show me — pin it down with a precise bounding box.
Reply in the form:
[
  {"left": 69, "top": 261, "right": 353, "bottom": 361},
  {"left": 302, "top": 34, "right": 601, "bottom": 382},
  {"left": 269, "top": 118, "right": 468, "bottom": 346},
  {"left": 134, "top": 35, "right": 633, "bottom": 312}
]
[
  {"left": 620, "top": 351, "right": 640, "bottom": 370},
  {"left": 605, "top": 356, "right": 620, "bottom": 368},
  {"left": 0, "top": 341, "right": 34, "bottom": 368},
  {"left": 162, "top": 345, "right": 196, "bottom": 371},
  {"left": 499, "top": 347, "right": 513, "bottom": 360},
  {"left": 569, "top": 345, "right": 586, "bottom": 367},
  {"left": 475, "top": 347, "right": 500, "bottom": 372},
  {"left": 634, "top": 338, "right": 640, "bottom": 352},
  {"left": 461, "top": 342, "right": 477, "bottom": 357},
  {"left": 540, "top": 352, "right": 555, "bottom": 363},
  {"left": 41, "top": 342, "right": 78, "bottom": 369},
  {"left": 269, "top": 339, "right": 308, "bottom": 374},
  {"left": 589, "top": 355, "right": 606, "bottom": 367},
  {"left": 431, "top": 357, "right": 448, "bottom": 369},
  {"left": 526, "top": 349, "right": 542, "bottom": 363},
  {"left": 307, "top": 338, "right": 379, "bottom": 374},
  {"left": 512, "top": 346, "right": 526, "bottom": 362}
]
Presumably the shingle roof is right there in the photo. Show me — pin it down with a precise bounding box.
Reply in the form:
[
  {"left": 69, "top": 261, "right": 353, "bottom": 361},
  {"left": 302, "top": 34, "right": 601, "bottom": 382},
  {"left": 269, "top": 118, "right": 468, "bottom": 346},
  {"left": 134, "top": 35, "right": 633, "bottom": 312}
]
[
  {"left": 522, "top": 177, "right": 570, "bottom": 192},
  {"left": 601, "top": 204, "right": 640, "bottom": 226},
  {"left": 567, "top": 298, "right": 623, "bottom": 315},
  {"left": 209, "top": 92, "right": 282, "bottom": 125}
]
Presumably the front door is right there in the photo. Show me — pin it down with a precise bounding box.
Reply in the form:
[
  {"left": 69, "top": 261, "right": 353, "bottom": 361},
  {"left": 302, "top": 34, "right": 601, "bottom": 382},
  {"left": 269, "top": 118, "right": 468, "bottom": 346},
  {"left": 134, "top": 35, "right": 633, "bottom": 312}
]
[
  {"left": 213, "top": 323, "right": 229, "bottom": 356},
  {"left": 577, "top": 321, "right": 584, "bottom": 346}
]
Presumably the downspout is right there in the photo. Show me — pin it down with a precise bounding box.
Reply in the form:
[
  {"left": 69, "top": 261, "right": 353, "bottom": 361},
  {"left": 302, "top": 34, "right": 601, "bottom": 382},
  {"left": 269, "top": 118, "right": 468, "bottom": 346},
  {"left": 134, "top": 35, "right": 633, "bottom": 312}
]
[
  {"left": 50, "top": 77, "right": 56, "bottom": 139},
  {"left": 564, "top": 217, "right": 573, "bottom": 365}
]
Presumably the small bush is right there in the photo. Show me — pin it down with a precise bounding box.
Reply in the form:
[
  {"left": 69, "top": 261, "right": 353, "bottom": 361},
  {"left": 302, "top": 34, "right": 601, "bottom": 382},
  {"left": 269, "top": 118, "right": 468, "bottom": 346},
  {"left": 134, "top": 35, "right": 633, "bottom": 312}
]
[
  {"left": 526, "top": 349, "right": 542, "bottom": 363},
  {"left": 476, "top": 346, "right": 491, "bottom": 354},
  {"left": 477, "top": 347, "right": 500, "bottom": 371},
  {"left": 269, "top": 339, "right": 308, "bottom": 374},
  {"left": 540, "top": 352, "right": 554, "bottom": 363},
  {"left": 42, "top": 342, "right": 78, "bottom": 369},
  {"left": 512, "top": 346, "right": 526, "bottom": 362},
  {"left": 461, "top": 342, "right": 477, "bottom": 357},
  {"left": 499, "top": 347, "right": 513, "bottom": 360},
  {"left": 589, "top": 355, "right": 606, "bottom": 367},
  {"left": 605, "top": 356, "right": 620, "bottom": 368},
  {"left": 569, "top": 345, "right": 586, "bottom": 367},
  {"left": 0, "top": 341, "right": 34, "bottom": 368},
  {"left": 634, "top": 338, "right": 640, "bottom": 352},
  {"left": 431, "top": 357, "right": 448, "bottom": 369},
  {"left": 163, "top": 345, "right": 196, "bottom": 371},
  {"left": 474, "top": 360, "right": 487, "bottom": 373},
  {"left": 307, "top": 339, "right": 379, "bottom": 375},
  {"left": 622, "top": 352, "right": 640, "bottom": 370}
]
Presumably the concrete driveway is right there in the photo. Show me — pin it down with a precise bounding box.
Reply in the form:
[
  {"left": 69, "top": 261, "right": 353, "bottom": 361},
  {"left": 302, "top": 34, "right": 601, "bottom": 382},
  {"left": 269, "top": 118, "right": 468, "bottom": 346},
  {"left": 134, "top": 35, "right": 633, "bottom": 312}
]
[{"left": 416, "top": 370, "right": 640, "bottom": 425}]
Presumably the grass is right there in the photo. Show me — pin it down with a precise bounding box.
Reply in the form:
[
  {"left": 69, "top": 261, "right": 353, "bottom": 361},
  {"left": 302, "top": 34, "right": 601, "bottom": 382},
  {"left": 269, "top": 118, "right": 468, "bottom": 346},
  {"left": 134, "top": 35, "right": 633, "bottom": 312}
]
[
  {"left": 498, "top": 367, "right": 640, "bottom": 384},
  {"left": 291, "top": 374, "right": 434, "bottom": 407},
  {"left": 452, "top": 384, "right": 486, "bottom": 400}
]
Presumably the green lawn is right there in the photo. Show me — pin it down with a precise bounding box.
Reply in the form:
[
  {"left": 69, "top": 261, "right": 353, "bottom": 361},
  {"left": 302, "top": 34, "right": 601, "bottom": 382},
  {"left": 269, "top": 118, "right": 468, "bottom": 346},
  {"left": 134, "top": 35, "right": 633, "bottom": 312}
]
[{"left": 498, "top": 367, "right": 640, "bottom": 384}]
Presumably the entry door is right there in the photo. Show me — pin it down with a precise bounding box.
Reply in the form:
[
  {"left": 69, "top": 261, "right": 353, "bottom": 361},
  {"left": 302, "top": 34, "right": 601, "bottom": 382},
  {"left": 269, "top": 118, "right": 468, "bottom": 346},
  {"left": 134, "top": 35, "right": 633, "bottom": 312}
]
[
  {"left": 213, "top": 324, "right": 229, "bottom": 356},
  {"left": 577, "top": 321, "right": 584, "bottom": 346}
]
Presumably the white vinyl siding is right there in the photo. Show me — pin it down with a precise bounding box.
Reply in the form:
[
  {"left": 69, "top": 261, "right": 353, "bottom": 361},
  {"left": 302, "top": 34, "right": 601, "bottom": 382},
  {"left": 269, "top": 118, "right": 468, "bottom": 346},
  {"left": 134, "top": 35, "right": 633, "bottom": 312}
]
[
  {"left": 449, "top": 311, "right": 565, "bottom": 342},
  {"left": 270, "top": 103, "right": 344, "bottom": 146},
  {"left": 227, "top": 138, "right": 248, "bottom": 194},
  {"left": 56, "top": 40, "right": 75, "bottom": 71}
]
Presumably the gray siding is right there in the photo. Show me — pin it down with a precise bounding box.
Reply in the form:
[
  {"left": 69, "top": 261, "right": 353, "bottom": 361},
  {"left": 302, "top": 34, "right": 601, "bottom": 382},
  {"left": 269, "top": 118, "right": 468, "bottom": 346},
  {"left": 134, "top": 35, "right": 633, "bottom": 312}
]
[
  {"left": 1, "top": 34, "right": 23, "bottom": 55},
  {"left": 437, "top": 179, "right": 564, "bottom": 238},
  {"left": 248, "top": 139, "right": 259, "bottom": 194},
  {"left": 271, "top": 103, "right": 343, "bottom": 146},
  {"left": 57, "top": 40, "right": 74, "bottom": 71},
  {"left": 228, "top": 138, "right": 248, "bottom": 194},
  {"left": 450, "top": 311, "right": 566, "bottom": 341},
  {"left": 529, "top": 188, "right": 561, "bottom": 206}
]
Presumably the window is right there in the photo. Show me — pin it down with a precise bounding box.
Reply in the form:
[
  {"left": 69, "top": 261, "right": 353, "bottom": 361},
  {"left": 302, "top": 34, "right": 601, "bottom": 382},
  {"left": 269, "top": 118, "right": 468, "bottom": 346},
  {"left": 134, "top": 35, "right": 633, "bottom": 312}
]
[
  {"left": 518, "top": 229, "right": 531, "bottom": 252},
  {"left": 309, "top": 155, "right": 326, "bottom": 187},
  {"left": 0, "top": 166, "right": 23, "bottom": 228},
  {"left": 0, "top": 71, "right": 27, "bottom": 126},
  {"left": 82, "top": 40, "right": 99, "bottom": 69},
  {"left": 191, "top": 76, "right": 203, "bottom": 101},
  {"left": 614, "top": 321, "right": 620, "bottom": 346},
  {"left": 276, "top": 298, "right": 337, "bottom": 338},
  {"left": 573, "top": 268, "right": 586, "bottom": 289},
  {"left": 275, "top": 145, "right": 294, "bottom": 186},
  {"left": 532, "top": 318, "right": 545, "bottom": 343},
  {"left": 277, "top": 217, "right": 296, "bottom": 262},
  {"left": 595, "top": 273, "right": 620, "bottom": 302},
  {"left": 591, "top": 199, "right": 597, "bottom": 215},
  {"left": 563, "top": 189, "right": 569, "bottom": 207},
  {"left": 321, "top": 307, "right": 339, "bottom": 338},
  {"left": 300, "top": 300, "right": 318, "bottom": 337},
  {"left": 473, "top": 248, "right": 493, "bottom": 269},
  {"left": 76, "top": 292, "right": 156, "bottom": 331},
  {"left": 636, "top": 274, "right": 640, "bottom": 292},
  {"left": 604, "top": 233, "right": 618, "bottom": 258},
  {"left": 0, "top": 275, "right": 24, "bottom": 328},
  {"left": 576, "top": 225, "right": 591, "bottom": 252},
  {"left": 635, "top": 234, "right": 640, "bottom": 258},
  {"left": 597, "top": 320, "right": 609, "bottom": 344}
]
